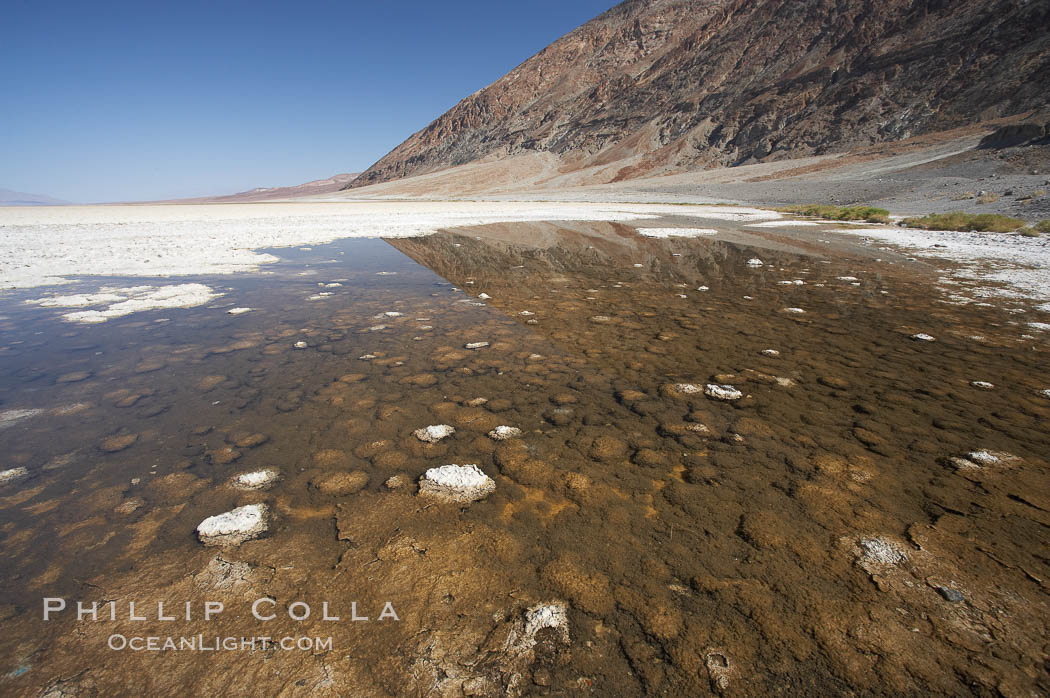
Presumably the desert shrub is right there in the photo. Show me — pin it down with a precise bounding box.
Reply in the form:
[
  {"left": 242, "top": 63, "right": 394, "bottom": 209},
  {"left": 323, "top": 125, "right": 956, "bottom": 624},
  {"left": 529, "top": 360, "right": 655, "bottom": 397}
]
[
  {"left": 977, "top": 192, "right": 1000, "bottom": 204},
  {"left": 1018, "top": 227, "right": 1040, "bottom": 237},
  {"left": 777, "top": 204, "right": 890, "bottom": 223},
  {"left": 1035, "top": 219, "right": 1050, "bottom": 233},
  {"left": 900, "top": 212, "right": 1026, "bottom": 233}
]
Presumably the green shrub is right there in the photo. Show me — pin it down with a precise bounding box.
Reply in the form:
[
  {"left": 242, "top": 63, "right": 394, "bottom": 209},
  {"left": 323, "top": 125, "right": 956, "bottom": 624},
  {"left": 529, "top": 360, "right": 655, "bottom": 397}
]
[
  {"left": 1035, "top": 219, "right": 1050, "bottom": 233},
  {"left": 776, "top": 204, "right": 890, "bottom": 223},
  {"left": 1018, "top": 227, "right": 1040, "bottom": 237},
  {"left": 900, "top": 212, "right": 1027, "bottom": 233}
]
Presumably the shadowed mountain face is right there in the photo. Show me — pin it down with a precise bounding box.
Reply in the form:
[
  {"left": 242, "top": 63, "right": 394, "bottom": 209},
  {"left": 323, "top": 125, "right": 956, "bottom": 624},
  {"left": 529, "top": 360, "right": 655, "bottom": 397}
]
[{"left": 351, "top": 0, "right": 1050, "bottom": 189}]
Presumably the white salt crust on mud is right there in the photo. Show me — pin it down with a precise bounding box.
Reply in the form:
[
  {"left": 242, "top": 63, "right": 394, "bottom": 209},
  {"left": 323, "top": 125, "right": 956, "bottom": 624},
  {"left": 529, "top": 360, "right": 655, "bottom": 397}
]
[
  {"left": 0, "top": 467, "right": 30, "bottom": 486},
  {"left": 745, "top": 220, "right": 821, "bottom": 227},
  {"left": 27, "top": 284, "right": 220, "bottom": 324},
  {"left": 418, "top": 464, "right": 495, "bottom": 503},
  {"left": 0, "top": 202, "right": 782, "bottom": 289},
  {"left": 488, "top": 426, "right": 523, "bottom": 440},
  {"left": 231, "top": 469, "right": 279, "bottom": 490},
  {"left": 705, "top": 384, "right": 743, "bottom": 401},
  {"left": 414, "top": 424, "right": 455, "bottom": 443},
  {"left": 833, "top": 226, "right": 1050, "bottom": 309},
  {"left": 196, "top": 503, "right": 269, "bottom": 547},
  {"left": 636, "top": 227, "right": 718, "bottom": 238}
]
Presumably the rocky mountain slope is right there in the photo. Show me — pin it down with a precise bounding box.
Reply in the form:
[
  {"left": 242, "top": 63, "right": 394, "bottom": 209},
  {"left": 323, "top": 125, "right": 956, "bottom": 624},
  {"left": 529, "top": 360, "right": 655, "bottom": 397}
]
[{"left": 349, "top": 0, "right": 1050, "bottom": 189}]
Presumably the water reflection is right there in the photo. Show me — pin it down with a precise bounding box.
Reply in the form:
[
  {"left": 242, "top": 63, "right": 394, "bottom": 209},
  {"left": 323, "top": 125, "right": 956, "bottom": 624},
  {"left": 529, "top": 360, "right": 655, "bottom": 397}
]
[{"left": 0, "top": 225, "right": 1048, "bottom": 696}]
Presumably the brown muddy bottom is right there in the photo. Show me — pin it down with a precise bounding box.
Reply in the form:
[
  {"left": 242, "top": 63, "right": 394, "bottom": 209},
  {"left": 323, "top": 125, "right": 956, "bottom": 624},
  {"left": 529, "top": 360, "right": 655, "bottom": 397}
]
[{"left": 0, "top": 225, "right": 1048, "bottom": 697}]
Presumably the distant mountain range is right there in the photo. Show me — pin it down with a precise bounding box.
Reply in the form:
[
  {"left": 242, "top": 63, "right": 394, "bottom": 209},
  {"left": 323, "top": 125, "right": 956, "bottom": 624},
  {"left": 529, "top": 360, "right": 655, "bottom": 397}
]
[
  {"left": 349, "top": 0, "right": 1050, "bottom": 189},
  {"left": 182, "top": 173, "right": 360, "bottom": 203},
  {"left": 0, "top": 188, "right": 69, "bottom": 206}
]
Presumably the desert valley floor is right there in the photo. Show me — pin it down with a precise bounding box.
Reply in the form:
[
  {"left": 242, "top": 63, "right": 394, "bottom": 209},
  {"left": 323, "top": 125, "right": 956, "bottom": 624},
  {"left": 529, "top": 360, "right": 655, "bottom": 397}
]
[{"left": 0, "top": 202, "right": 1048, "bottom": 696}]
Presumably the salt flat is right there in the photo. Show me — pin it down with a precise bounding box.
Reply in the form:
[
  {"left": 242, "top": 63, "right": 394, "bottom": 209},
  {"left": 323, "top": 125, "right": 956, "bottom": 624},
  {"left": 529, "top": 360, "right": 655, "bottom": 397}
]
[{"left": 0, "top": 201, "right": 777, "bottom": 289}]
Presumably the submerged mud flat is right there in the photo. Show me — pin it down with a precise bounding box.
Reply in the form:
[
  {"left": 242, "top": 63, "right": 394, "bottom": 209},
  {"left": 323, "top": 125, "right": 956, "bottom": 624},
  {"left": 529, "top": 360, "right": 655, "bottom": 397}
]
[{"left": 0, "top": 224, "right": 1048, "bottom": 696}]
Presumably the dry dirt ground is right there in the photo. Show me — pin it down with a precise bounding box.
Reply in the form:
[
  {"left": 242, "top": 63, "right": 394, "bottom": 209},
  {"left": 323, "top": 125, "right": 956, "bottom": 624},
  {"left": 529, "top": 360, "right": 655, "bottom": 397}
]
[{"left": 320, "top": 124, "right": 1050, "bottom": 222}]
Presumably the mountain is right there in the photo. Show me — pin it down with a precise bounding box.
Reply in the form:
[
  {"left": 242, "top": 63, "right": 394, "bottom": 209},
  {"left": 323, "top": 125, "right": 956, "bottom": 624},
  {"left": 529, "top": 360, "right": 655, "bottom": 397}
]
[
  {"left": 191, "top": 173, "right": 360, "bottom": 203},
  {"left": 0, "top": 188, "right": 69, "bottom": 206},
  {"left": 349, "top": 0, "right": 1050, "bottom": 190}
]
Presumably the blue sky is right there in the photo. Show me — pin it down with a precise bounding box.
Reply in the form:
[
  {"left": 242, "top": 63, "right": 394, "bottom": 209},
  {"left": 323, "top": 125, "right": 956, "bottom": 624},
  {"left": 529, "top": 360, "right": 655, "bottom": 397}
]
[{"left": 1, "top": 0, "right": 615, "bottom": 202}]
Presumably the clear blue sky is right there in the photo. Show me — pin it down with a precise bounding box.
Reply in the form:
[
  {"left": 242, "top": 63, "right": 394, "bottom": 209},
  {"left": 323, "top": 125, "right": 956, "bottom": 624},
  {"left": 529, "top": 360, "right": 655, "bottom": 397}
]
[{"left": 1, "top": 0, "right": 616, "bottom": 203}]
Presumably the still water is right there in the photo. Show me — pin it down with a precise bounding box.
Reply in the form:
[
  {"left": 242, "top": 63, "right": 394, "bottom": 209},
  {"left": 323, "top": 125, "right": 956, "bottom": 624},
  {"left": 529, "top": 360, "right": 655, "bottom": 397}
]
[{"left": 1, "top": 223, "right": 1048, "bottom": 696}]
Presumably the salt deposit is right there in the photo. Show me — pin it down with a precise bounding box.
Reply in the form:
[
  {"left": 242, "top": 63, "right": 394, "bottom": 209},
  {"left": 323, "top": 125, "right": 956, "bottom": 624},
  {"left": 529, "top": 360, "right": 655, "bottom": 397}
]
[
  {"left": 636, "top": 227, "right": 718, "bottom": 237},
  {"left": 414, "top": 424, "right": 455, "bottom": 443},
  {"left": 911, "top": 333, "right": 936, "bottom": 342},
  {"left": 833, "top": 226, "right": 1050, "bottom": 308},
  {"left": 227, "top": 307, "right": 252, "bottom": 315},
  {"left": 857, "top": 537, "right": 908, "bottom": 569},
  {"left": 28, "top": 284, "right": 220, "bottom": 323},
  {"left": 0, "top": 201, "right": 776, "bottom": 289},
  {"left": 0, "top": 408, "right": 45, "bottom": 429},
  {"left": 196, "top": 504, "right": 269, "bottom": 547},
  {"left": 231, "top": 469, "right": 279, "bottom": 490},
  {"left": 488, "top": 425, "right": 523, "bottom": 440},
  {"left": 0, "top": 466, "right": 30, "bottom": 486},
  {"left": 745, "top": 220, "right": 820, "bottom": 227},
  {"left": 705, "top": 384, "right": 743, "bottom": 401},
  {"left": 464, "top": 342, "right": 489, "bottom": 349},
  {"left": 418, "top": 464, "right": 495, "bottom": 503}
]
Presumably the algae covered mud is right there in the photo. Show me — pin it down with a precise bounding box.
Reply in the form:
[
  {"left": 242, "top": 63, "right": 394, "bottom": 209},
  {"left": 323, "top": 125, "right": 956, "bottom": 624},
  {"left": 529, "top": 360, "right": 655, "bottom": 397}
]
[{"left": 1, "top": 211, "right": 1049, "bottom": 696}]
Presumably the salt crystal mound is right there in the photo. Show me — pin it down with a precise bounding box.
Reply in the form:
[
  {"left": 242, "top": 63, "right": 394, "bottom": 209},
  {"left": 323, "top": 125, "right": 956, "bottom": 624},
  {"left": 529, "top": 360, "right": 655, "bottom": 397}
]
[
  {"left": 414, "top": 424, "right": 455, "bottom": 443},
  {"left": 231, "top": 469, "right": 279, "bottom": 490},
  {"left": 0, "top": 467, "right": 30, "bottom": 486},
  {"left": 464, "top": 341, "right": 490, "bottom": 349},
  {"left": 782, "top": 307, "right": 806, "bottom": 314},
  {"left": 856, "top": 537, "right": 908, "bottom": 572},
  {"left": 966, "top": 449, "right": 1019, "bottom": 465},
  {"left": 636, "top": 227, "right": 718, "bottom": 238},
  {"left": 28, "top": 284, "right": 221, "bottom": 324},
  {"left": 0, "top": 408, "right": 45, "bottom": 429},
  {"left": 196, "top": 504, "right": 269, "bottom": 547},
  {"left": 969, "top": 381, "right": 994, "bottom": 389},
  {"left": 488, "top": 425, "right": 523, "bottom": 441},
  {"left": 418, "top": 464, "right": 495, "bottom": 503},
  {"left": 761, "top": 349, "right": 781, "bottom": 357},
  {"left": 0, "top": 202, "right": 776, "bottom": 289},
  {"left": 705, "top": 384, "right": 743, "bottom": 401},
  {"left": 911, "top": 333, "right": 936, "bottom": 341},
  {"left": 746, "top": 258, "right": 764, "bottom": 267},
  {"left": 227, "top": 307, "right": 252, "bottom": 315},
  {"left": 515, "top": 603, "right": 570, "bottom": 652}
]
